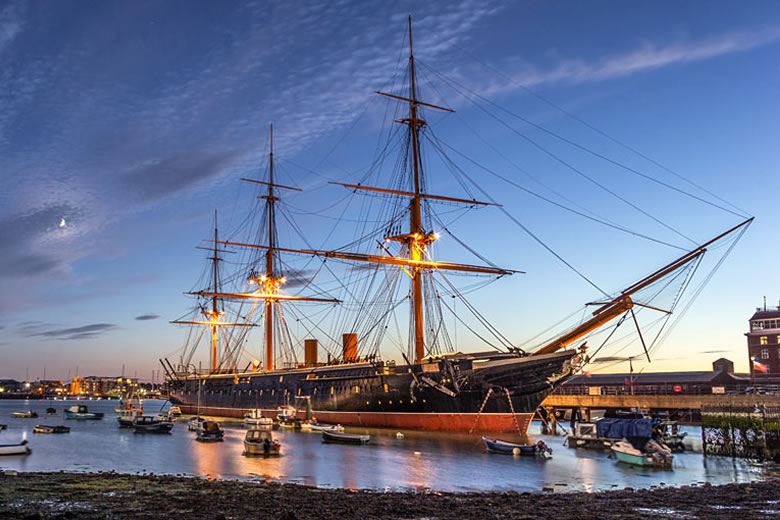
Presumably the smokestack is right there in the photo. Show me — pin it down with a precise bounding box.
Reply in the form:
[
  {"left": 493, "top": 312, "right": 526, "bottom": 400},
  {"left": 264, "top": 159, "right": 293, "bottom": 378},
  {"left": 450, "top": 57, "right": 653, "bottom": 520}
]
[
  {"left": 342, "top": 333, "right": 358, "bottom": 363},
  {"left": 305, "top": 339, "right": 318, "bottom": 366}
]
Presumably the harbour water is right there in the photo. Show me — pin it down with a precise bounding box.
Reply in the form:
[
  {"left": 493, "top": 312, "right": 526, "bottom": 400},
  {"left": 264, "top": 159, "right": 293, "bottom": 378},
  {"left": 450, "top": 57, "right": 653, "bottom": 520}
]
[{"left": 0, "top": 399, "right": 771, "bottom": 492}]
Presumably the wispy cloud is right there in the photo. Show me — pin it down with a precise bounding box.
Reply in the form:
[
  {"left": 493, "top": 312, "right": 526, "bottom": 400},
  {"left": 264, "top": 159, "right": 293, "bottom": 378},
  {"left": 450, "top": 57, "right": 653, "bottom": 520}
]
[
  {"left": 488, "top": 26, "right": 780, "bottom": 91},
  {"left": 0, "top": 0, "right": 504, "bottom": 299},
  {"left": 25, "top": 323, "right": 118, "bottom": 341},
  {"left": 134, "top": 314, "right": 159, "bottom": 321},
  {"left": 0, "top": 0, "right": 24, "bottom": 55}
]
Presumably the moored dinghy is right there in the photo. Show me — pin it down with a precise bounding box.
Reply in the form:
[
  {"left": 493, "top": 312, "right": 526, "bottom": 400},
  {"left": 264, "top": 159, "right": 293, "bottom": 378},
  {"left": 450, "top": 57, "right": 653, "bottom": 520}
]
[
  {"left": 482, "top": 436, "right": 552, "bottom": 457},
  {"left": 243, "top": 409, "right": 273, "bottom": 427},
  {"left": 64, "top": 404, "right": 104, "bottom": 420},
  {"left": 308, "top": 422, "right": 344, "bottom": 433},
  {"left": 611, "top": 438, "right": 673, "bottom": 468},
  {"left": 0, "top": 439, "right": 31, "bottom": 456},
  {"left": 133, "top": 415, "right": 174, "bottom": 434},
  {"left": 322, "top": 429, "right": 370, "bottom": 444},
  {"left": 33, "top": 424, "right": 70, "bottom": 434},
  {"left": 11, "top": 410, "right": 38, "bottom": 418}
]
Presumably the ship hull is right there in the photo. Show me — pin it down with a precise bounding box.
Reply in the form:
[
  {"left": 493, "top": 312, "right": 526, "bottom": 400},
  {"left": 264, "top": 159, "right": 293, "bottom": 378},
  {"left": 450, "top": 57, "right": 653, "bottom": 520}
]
[{"left": 168, "top": 349, "right": 577, "bottom": 433}]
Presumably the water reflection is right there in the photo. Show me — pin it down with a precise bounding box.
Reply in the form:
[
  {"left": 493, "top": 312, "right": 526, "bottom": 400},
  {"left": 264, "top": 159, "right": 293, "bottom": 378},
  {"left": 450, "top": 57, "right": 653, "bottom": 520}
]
[{"left": 0, "top": 400, "right": 772, "bottom": 492}]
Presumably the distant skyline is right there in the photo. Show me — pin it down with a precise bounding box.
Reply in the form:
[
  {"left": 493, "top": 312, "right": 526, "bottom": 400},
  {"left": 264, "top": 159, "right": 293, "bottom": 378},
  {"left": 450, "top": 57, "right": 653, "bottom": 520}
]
[{"left": 1, "top": 0, "right": 779, "bottom": 381}]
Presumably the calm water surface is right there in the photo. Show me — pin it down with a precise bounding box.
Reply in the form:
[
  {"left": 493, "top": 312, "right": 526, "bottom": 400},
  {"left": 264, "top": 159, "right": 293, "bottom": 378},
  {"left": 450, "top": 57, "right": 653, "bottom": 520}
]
[{"left": 0, "top": 399, "right": 771, "bottom": 492}]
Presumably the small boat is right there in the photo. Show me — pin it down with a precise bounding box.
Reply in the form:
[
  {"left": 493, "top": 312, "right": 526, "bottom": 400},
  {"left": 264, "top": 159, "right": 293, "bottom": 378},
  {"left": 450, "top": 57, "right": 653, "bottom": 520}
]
[
  {"left": 33, "top": 424, "right": 70, "bottom": 434},
  {"left": 322, "top": 429, "right": 370, "bottom": 444},
  {"left": 133, "top": 415, "right": 174, "bottom": 434},
  {"left": 0, "top": 424, "right": 7, "bottom": 430},
  {"left": 243, "top": 409, "right": 273, "bottom": 427},
  {"left": 168, "top": 406, "right": 182, "bottom": 417},
  {"left": 46, "top": 407, "right": 57, "bottom": 415},
  {"left": 117, "top": 408, "right": 142, "bottom": 428},
  {"left": 243, "top": 429, "right": 280, "bottom": 456},
  {"left": 116, "top": 395, "right": 144, "bottom": 427},
  {"left": 611, "top": 439, "right": 673, "bottom": 468},
  {"left": 566, "top": 422, "right": 615, "bottom": 450},
  {"left": 188, "top": 416, "right": 207, "bottom": 431},
  {"left": 0, "top": 439, "right": 31, "bottom": 456},
  {"left": 64, "top": 405, "right": 104, "bottom": 420},
  {"left": 308, "top": 422, "right": 344, "bottom": 433},
  {"left": 482, "top": 436, "right": 553, "bottom": 457},
  {"left": 277, "top": 405, "right": 296, "bottom": 422},
  {"left": 659, "top": 421, "right": 688, "bottom": 453},
  {"left": 11, "top": 410, "right": 38, "bottom": 419},
  {"left": 195, "top": 421, "right": 224, "bottom": 442}
]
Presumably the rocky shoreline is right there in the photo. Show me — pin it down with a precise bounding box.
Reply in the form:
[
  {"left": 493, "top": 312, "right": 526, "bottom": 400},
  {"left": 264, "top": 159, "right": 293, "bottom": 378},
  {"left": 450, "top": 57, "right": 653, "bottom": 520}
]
[{"left": 0, "top": 471, "right": 778, "bottom": 519}]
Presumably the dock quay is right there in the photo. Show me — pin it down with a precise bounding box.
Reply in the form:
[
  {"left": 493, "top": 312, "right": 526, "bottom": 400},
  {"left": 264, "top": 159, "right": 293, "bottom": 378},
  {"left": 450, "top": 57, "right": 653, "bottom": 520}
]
[{"left": 541, "top": 394, "right": 780, "bottom": 425}]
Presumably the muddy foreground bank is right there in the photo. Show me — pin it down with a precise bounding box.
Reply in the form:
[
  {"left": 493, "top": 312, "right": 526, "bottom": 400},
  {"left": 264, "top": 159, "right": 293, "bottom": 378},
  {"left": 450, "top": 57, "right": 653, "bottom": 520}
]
[{"left": 0, "top": 471, "right": 778, "bottom": 519}]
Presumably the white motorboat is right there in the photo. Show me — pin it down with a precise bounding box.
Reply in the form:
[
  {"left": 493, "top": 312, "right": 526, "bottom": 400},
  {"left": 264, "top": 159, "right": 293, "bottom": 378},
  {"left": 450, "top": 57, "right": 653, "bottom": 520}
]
[
  {"left": 243, "top": 409, "right": 273, "bottom": 427},
  {"left": 0, "top": 440, "right": 31, "bottom": 456},
  {"left": 188, "top": 416, "right": 207, "bottom": 431},
  {"left": 277, "top": 405, "right": 296, "bottom": 422}
]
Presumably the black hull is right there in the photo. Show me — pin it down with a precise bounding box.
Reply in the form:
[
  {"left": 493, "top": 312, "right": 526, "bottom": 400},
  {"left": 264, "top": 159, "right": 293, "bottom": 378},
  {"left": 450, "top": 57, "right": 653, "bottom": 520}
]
[{"left": 168, "top": 350, "right": 578, "bottom": 432}]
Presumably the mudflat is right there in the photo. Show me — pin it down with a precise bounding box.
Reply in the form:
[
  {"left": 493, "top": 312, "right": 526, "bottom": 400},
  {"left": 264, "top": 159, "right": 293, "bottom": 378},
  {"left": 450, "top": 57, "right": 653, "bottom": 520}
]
[{"left": 0, "top": 471, "right": 778, "bottom": 519}]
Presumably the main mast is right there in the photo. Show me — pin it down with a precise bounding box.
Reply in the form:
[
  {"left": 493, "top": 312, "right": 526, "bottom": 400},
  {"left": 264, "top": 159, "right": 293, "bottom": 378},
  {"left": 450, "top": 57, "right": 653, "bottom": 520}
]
[
  {"left": 406, "top": 16, "right": 426, "bottom": 364},
  {"left": 265, "top": 125, "right": 276, "bottom": 371}
]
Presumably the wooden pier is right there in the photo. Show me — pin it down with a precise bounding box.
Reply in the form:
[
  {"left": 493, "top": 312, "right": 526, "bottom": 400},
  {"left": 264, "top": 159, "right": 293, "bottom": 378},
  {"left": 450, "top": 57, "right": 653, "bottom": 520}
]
[{"left": 540, "top": 394, "right": 780, "bottom": 424}]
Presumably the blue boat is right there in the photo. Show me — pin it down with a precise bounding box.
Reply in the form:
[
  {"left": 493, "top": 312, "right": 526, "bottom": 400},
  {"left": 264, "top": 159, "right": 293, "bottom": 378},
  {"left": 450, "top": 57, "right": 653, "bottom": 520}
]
[
  {"left": 63, "top": 404, "right": 104, "bottom": 420},
  {"left": 482, "top": 436, "right": 552, "bottom": 457}
]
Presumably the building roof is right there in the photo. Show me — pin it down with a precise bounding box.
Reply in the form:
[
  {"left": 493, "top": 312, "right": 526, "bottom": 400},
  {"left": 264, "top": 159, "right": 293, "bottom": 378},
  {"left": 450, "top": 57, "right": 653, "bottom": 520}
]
[
  {"left": 566, "top": 370, "right": 746, "bottom": 386},
  {"left": 749, "top": 309, "right": 780, "bottom": 320},
  {"left": 712, "top": 358, "right": 733, "bottom": 364}
]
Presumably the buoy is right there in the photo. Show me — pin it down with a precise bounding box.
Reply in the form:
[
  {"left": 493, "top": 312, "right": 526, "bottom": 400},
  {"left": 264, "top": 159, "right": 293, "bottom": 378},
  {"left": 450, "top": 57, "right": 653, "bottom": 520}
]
[
  {"left": 396, "top": 432, "right": 404, "bottom": 439},
  {"left": 512, "top": 447, "right": 521, "bottom": 456},
  {"left": 414, "top": 451, "right": 421, "bottom": 459}
]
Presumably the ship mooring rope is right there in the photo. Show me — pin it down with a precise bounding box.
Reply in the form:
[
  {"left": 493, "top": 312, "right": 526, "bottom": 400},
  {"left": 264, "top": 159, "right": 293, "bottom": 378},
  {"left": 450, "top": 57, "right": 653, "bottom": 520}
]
[{"left": 468, "top": 388, "right": 493, "bottom": 434}]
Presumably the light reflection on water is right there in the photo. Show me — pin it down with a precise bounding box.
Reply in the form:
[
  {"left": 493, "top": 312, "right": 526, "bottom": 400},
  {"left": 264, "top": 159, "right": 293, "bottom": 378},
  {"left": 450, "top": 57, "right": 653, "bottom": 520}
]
[{"left": 0, "top": 399, "right": 772, "bottom": 492}]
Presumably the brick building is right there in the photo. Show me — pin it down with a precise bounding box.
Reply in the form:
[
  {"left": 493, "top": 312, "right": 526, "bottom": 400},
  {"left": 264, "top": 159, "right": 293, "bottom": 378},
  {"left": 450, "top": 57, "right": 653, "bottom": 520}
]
[{"left": 746, "top": 303, "right": 780, "bottom": 383}]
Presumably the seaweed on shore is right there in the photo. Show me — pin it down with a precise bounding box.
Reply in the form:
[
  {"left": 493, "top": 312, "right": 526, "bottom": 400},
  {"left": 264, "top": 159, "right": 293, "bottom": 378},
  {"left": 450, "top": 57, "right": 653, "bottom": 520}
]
[{"left": 0, "top": 471, "right": 778, "bottom": 519}]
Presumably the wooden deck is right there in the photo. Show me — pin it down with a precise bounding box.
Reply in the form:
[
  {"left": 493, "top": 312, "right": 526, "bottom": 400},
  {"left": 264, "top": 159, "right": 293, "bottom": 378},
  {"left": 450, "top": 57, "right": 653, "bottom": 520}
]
[{"left": 542, "top": 394, "right": 780, "bottom": 410}]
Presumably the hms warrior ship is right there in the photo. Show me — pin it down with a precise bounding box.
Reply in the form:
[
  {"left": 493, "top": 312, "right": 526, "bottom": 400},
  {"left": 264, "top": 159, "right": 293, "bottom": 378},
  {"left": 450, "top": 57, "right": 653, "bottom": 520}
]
[{"left": 163, "top": 19, "right": 752, "bottom": 432}]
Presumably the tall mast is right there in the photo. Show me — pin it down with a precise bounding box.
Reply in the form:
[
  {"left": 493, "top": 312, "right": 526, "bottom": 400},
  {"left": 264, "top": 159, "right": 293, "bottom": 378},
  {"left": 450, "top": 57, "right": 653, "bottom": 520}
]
[
  {"left": 265, "top": 124, "right": 276, "bottom": 371},
  {"left": 211, "top": 210, "right": 219, "bottom": 371},
  {"left": 406, "top": 16, "right": 426, "bottom": 363}
]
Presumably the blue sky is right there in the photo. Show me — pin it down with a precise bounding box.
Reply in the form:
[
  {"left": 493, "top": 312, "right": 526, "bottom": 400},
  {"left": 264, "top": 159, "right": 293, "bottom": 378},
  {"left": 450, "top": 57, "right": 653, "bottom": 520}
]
[{"left": 0, "top": 0, "right": 778, "bottom": 381}]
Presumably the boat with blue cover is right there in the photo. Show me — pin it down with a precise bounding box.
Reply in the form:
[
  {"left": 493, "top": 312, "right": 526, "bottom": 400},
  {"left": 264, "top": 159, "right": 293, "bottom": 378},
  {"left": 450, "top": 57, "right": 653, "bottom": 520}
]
[{"left": 64, "top": 404, "right": 104, "bottom": 420}]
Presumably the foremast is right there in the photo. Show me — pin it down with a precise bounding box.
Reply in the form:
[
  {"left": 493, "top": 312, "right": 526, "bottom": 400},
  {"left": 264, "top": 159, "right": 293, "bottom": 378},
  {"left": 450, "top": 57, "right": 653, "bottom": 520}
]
[{"left": 191, "top": 124, "right": 340, "bottom": 371}]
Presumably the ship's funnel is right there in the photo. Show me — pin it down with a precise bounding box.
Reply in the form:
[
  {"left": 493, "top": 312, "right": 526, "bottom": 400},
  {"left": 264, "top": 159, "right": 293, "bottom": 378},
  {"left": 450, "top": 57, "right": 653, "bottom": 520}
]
[
  {"left": 305, "top": 339, "right": 318, "bottom": 366},
  {"left": 342, "top": 333, "right": 358, "bottom": 363}
]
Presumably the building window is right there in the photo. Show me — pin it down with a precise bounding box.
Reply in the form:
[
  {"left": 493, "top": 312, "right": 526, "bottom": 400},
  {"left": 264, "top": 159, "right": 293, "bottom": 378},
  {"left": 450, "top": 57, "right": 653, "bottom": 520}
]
[
  {"left": 760, "top": 336, "right": 768, "bottom": 345},
  {"left": 761, "top": 349, "right": 769, "bottom": 359}
]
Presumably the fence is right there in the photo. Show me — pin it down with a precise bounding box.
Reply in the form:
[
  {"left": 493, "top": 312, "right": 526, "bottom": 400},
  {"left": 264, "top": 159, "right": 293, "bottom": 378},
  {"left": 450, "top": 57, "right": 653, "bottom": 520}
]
[{"left": 701, "top": 405, "right": 780, "bottom": 461}]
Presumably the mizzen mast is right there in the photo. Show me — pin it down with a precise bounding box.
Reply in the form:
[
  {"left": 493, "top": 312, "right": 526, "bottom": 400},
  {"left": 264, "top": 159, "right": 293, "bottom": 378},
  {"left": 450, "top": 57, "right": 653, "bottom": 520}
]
[{"left": 172, "top": 211, "right": 255, "bottom": 373}]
